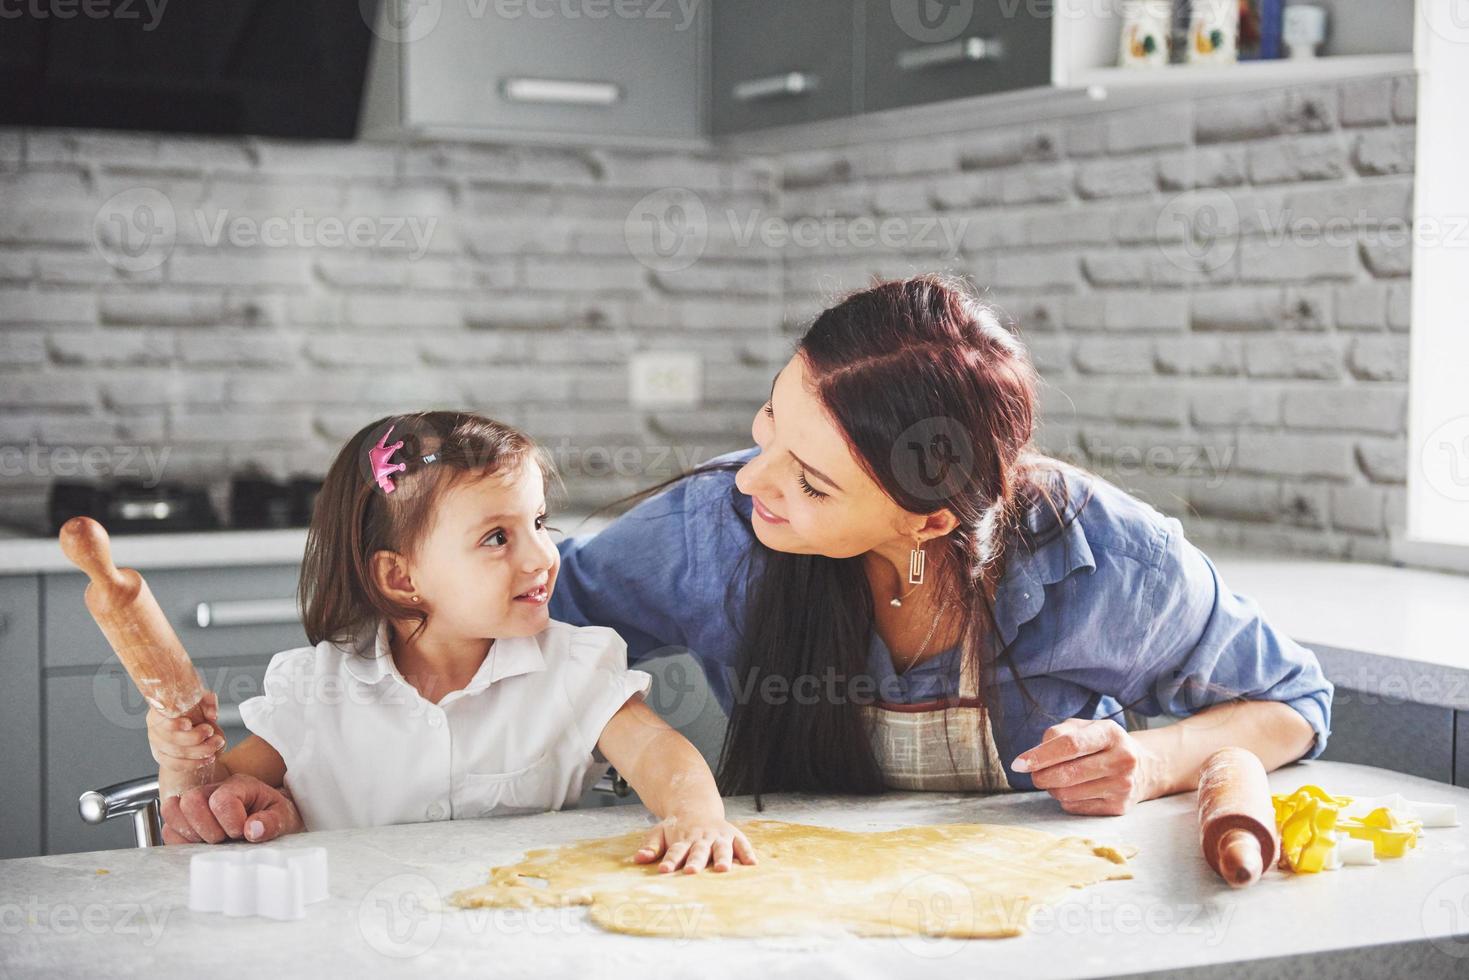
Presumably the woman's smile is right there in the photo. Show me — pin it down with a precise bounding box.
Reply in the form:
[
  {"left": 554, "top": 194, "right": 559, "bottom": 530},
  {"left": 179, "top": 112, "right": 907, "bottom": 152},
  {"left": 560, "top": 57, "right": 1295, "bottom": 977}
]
[{"left": 751, "top": 495, "right": 788, "bottom": 525}]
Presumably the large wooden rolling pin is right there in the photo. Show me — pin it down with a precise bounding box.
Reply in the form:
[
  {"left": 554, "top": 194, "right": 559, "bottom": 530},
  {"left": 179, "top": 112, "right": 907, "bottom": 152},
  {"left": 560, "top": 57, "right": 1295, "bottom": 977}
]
[
  {"left": 59, "top": 516, "right": 214, "bottom": 793},
  {"left": 1197, "top": 746, "right": 1280, "bottom": 888}
]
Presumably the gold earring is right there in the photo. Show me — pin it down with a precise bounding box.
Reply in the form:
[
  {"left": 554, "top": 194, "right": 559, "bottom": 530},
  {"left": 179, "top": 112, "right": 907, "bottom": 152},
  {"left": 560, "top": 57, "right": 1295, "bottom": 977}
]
[{"left": 890, "top": 544, "right": 925, "bottom": 607}]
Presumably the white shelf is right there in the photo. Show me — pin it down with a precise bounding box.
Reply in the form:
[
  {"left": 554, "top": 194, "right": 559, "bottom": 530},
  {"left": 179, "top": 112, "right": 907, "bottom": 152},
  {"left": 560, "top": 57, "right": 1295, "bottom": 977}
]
[{"left": 1070, "top": 53, "right": 1415, "bottom": 100}]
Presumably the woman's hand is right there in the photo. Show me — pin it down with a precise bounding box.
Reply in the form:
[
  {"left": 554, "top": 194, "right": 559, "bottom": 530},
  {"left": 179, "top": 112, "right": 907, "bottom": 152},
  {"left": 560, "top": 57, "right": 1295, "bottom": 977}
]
[
  {"left": 146, "top": 691, "right": 226, "bottom": 776},
  {"left": 160, "top": 773, "right": 305, "bottom": 845},
  {"left": 1012, "top": 718, "right": 1159, "bottom": 816},
  {"left": 633, "top": 812, "right": 758, "bottom": 874}
]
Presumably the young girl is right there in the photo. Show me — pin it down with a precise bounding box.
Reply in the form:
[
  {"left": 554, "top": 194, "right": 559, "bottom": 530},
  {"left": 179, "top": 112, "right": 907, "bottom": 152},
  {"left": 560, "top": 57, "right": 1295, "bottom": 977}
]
[{"left": 146, "top": 411, "right": 756, "bottom": 874}]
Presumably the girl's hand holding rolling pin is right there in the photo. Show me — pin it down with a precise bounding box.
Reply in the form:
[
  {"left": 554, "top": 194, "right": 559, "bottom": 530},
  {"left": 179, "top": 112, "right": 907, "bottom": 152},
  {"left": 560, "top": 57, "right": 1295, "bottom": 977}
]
[
  {"left": 146, "top": 690, "right": 226, "bottom": 778},
  {"left": 1011, "top": 717, "right": 1159, "bottom": 816}
]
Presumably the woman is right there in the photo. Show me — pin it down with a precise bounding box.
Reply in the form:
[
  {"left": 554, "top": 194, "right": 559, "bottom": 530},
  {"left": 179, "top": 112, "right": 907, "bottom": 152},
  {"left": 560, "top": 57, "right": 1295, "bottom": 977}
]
[{"left": 550, "top": 275, "right": 1331, "bottom": 816}]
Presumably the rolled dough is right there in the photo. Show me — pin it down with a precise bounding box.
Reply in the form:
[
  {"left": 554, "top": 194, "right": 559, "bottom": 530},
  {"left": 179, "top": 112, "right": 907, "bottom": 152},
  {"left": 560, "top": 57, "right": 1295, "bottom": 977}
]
[{"left": 451, "top": 819, "right": 1135, "bottom": 939}]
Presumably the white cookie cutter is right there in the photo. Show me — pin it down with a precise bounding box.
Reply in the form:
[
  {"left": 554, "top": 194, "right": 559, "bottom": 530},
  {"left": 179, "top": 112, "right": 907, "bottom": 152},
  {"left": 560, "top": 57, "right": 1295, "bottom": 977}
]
[{"left": 188, "top": 847, "right": 329, "bottom": 920}]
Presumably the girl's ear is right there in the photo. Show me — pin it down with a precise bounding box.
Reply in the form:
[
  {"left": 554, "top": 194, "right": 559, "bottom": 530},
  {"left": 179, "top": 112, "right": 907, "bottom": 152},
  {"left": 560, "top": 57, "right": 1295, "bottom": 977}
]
[{"left": 370, "top": 550, "right": 418, "bottom": 604}]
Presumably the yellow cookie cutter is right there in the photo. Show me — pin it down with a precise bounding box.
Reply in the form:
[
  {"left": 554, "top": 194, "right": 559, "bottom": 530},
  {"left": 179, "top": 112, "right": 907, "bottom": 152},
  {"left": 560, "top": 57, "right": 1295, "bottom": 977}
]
[{"left": 1271, "top": 785, "right": 1424, "bottom": 872}]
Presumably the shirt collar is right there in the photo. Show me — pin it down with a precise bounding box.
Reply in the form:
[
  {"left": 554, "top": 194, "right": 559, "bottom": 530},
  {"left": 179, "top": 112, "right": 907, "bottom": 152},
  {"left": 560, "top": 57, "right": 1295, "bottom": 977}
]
[
  {"left": 992, "top": 468, "right": 1096, "bottom": 653},
  {"left": 342, "top": 619, "right": 546, "bottom": 695}
]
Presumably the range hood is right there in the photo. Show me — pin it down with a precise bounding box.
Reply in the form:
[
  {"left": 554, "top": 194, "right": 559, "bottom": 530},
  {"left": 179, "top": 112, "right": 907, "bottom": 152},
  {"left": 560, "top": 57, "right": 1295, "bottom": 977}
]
[{"left": 0, "top": 0, "right": 378, "bottom": 140}]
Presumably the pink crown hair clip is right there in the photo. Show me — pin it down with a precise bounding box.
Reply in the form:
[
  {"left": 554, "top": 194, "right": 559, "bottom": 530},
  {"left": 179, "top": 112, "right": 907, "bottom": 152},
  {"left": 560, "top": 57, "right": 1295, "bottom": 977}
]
[{"left": 367, "top": 423, "right": 439, "bottom": 495}]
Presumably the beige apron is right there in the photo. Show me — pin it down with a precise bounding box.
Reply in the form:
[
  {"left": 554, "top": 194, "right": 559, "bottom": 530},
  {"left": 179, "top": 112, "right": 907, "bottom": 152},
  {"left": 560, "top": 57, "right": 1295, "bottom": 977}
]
[{"left": 861, "top": 648, "right": 1011, "bottom": 792}]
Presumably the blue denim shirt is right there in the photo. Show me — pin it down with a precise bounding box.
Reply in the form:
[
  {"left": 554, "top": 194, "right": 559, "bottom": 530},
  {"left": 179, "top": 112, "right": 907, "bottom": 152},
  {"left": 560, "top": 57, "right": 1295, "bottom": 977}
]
[{"left": 551, "top": 448, "right": 1333, "bottom": 790}]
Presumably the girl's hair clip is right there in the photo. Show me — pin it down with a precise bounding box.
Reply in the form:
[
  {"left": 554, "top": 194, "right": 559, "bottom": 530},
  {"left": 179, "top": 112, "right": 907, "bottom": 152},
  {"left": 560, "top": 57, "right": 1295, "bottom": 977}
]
[
  {"left": 367, "top": 421, "right": 442, "bottom": 495},
  {"left": 369, "top": 425, "right": 407, "bottom": 494}
]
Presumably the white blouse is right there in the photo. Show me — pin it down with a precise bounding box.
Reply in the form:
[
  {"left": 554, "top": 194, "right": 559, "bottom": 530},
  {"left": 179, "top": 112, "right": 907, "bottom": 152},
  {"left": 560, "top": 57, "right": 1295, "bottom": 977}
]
[{"left": 237, "top": 618, "right": 652, "bottom": 832}]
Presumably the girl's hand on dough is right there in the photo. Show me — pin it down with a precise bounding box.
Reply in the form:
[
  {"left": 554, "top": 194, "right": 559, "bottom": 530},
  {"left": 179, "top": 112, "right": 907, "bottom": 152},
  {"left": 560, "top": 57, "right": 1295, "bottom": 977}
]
[
  {"left": 1012, "top": 717, "right": 1158, "bottom": 816},
  {"left": 146, "top": 691, "right": 226, "bottom": 775},
  {"left": 633, "top": 814, "right": 758, "bottom": 874}
]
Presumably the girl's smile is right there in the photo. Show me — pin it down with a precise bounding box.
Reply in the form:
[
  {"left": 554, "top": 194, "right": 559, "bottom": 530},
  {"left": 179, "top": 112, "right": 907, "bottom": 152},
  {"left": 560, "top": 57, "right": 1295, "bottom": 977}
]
[{"left": 514, "top": 584, "right": 549, "bottom": 604}]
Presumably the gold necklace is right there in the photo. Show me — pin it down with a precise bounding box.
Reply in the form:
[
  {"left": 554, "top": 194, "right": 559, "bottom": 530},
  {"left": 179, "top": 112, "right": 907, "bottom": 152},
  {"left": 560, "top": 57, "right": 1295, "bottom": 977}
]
[{"left": 895, "top": 583, "right": 954, "bottom": 672}]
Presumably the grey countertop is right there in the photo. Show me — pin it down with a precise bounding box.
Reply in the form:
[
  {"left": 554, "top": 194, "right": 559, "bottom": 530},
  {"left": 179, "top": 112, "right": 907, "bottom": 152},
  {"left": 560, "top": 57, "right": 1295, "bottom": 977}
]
[
  {"left": 2, "top": 760, "right": 1468, "bottom": 979},
  {"left": 1206, "top": 548, "right": 1469, "bottom": 712}
]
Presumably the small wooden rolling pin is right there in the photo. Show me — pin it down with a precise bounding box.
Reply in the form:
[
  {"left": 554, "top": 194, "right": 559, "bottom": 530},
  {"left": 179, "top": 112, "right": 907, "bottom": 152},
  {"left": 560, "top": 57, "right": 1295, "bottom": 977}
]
[
  {"left": 1197, "top": 746, "right": 1280, "bottom": 888},
  {"left": 59, "top": 516, "right": 214, "bottom": 794}
]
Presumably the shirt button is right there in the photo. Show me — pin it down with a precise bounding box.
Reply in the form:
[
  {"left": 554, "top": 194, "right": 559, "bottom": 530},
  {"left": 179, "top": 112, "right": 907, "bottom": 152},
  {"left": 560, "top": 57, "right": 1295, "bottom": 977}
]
[
  {"left": 428, "top": 713, "right": 443, "bottom": 729},
  {"left": 426, "top": 802, "right": 446, "bottom": 820}
]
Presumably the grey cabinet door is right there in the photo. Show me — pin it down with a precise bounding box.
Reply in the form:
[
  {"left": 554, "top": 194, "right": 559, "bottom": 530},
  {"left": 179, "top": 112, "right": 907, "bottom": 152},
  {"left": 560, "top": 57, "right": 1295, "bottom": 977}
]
[
  {"left": 862, "top": 0, "right": 1052, "bottom": 113},
  {"left": 1457, "top": 711, "right": 1468, "bottom": 789},
  {"left": 399, "top": 0, "right": 705, "bottom": 139},
  {"left": 0, "top": 575, "right": 42, "bottom": 859},
  {"left": 1318, "top": 686, "right": 1456, "bottom": 783},
  {"left": 712, "top": 0, "right": 856, "bottom": 133},
  {"left": 44, "top": 659, "right": 270, "bottom": 856},
  {"left": 43, "top": 564, "right": 307, "bottom": 669}
]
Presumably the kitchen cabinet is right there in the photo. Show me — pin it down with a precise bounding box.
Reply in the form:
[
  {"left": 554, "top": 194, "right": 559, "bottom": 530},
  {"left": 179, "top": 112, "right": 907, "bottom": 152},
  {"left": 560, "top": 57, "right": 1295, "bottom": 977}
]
[
  {"left": 359, "top": 0, "right": 1415, "bottom": 145},
  {"left": 44, "top": 659, "right": 271, "bottom": 856},
  {"left": 711, "top": 0, "right": 856, "bottom": 134},
  {"left": 0, "top": 575, "right": 42, "bottom": 860},
  {"left": 859, "top": 0, "right": 1052, "bottom": 114},
  {"left": 43, "top": 565, "right": 306, "bottom": 669},
  {"left": 361, "top": 0, "right": 706, "bottom": 144},
  {"left": 1457, "top": 712, "right": 1469, "bottom": 789},
  {"left": 1317, "top": 687, "right": 1457, "bottom": 784},
  {"left": 19, "top": 562, "right": 307, "bottom": 857}
]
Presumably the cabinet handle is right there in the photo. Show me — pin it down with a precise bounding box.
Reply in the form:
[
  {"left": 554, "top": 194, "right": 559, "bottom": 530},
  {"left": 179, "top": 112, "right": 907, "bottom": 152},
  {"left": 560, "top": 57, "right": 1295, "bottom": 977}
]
[
  {"left": 732, "top": 71, "right": 818, "bottom": 102},
  {"left": 499, "top": 77, "right": 622, "bottom": 106},
  {"left": 897, "top": 36, "right": 1005, "bottom": 71},
  {"left": 194, "top": 598, "right": 298, "bottom": 629}
]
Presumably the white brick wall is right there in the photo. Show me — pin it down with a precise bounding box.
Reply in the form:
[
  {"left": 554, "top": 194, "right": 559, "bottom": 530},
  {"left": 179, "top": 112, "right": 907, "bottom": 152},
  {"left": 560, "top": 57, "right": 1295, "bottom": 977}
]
[
  {"left": 0, "top": 73, "right": 1418, "bottom": 560},
  {"left": 0, "top": 132, "right": 781, "bottom": 524},
  {"left": 774, "top": 74, "right": 1417, "bottom": 561}
]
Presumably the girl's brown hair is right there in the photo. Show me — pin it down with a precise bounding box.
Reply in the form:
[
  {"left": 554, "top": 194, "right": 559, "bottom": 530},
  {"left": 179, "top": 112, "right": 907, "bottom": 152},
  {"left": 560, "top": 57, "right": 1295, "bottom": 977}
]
[{"left": 299, "top": 411, "right": 553, "bottom": 647}]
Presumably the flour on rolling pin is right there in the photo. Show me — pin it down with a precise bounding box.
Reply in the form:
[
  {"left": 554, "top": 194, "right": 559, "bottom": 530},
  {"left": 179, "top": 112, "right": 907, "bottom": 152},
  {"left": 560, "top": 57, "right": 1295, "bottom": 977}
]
[
  {"left": 1197, "top": 747, "right": 1280, "bottom": 888},
  {"left": 59, "top": 517, "right": 214, "bottom": 796}
]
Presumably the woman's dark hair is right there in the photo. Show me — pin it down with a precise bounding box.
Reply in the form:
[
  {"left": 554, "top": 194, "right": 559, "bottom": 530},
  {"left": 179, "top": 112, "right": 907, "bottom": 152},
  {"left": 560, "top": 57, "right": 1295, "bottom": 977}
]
[
  {"left": 299, "top": 410, "right": 554, "bottom": 647},
  {"left": 619, "top": 274, "right": 1094, "bottom": 805}
]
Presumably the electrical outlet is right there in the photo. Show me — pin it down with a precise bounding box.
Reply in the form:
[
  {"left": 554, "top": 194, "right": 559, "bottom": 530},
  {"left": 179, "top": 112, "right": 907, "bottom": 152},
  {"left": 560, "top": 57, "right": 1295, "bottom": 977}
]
[{"left": 629, "top": 351, "right": 702, "bottom": 408}]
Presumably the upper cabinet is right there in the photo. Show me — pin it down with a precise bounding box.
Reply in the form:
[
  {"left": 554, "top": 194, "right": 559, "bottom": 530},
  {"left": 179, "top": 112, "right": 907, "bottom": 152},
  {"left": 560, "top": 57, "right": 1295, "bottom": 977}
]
[
  {"left": 860, "top": 0, "right": 1052, "bottom": 114},
  {"left": 360, "top": 0, "right": 1415, "bottom": 145},
  {"left": 711, "top": 0, "right": 856, "bottom": 133},
  {"left": 361, "top": 0, "right": 707, "bottom": 145}
]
